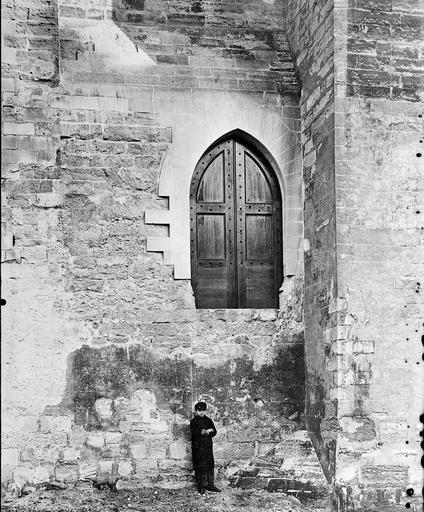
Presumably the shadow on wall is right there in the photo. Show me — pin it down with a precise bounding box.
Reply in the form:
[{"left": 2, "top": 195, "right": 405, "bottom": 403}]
[
  {"left": 106, "top": 0, "right": 297, "bottom": 79},
  {"left": 59, "top": 4, "right": 155, "bottom": 70},
  {"left": 106, "top": 0, "right": 203, "bottom": 74}
]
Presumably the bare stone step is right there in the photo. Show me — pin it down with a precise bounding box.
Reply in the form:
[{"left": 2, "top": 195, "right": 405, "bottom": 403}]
[{"left": 229, "top": 429, "right": 331, "bottom": 503}]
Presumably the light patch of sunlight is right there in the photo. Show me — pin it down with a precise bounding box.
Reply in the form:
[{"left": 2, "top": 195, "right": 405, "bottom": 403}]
[{"left": 62, "top": 19, "right": 156, "bottom": 67}]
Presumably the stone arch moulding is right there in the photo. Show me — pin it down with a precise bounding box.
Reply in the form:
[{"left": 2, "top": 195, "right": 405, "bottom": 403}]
[{"left": 145, "top": 114, "right": 302, "bottom": 280}]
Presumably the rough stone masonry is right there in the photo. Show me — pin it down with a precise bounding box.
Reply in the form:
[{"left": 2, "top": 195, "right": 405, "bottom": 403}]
[{"left": 1, "top": 0, "right": 423, "bottom": 511}]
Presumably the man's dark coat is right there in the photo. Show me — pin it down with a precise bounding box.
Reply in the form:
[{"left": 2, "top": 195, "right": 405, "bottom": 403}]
[{"left": 190, "top": 415, "right": 217, "bottom": 469}]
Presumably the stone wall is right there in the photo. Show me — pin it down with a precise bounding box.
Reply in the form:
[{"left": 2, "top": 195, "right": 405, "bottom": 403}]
[
  {"left": 3, "top": 304, "right": 305, "bottom": 493},
  {"left": 331, "top": 0, "right": 424, "bottom": 510},
  {"left": 286, "top": 0, "right": 424, "bottom": 510},
  {"left": 286, "top": 0, "right": 337, "bottom": 482},
  {"left": 3, "top": 0, "right": 422, "bottom": 507},
  {"left": 1, "top": 0, "right": 307, "bottom": 496},
  {"left": 56, "top": 0, "right": 304, "bottom": 279}
]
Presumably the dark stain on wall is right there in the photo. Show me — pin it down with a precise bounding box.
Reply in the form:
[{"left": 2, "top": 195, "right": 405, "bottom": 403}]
[
  {"left": 305, "top": 374, "right": 337, "bottom": 481},
  {"left": 190, "top": 1, "right": 203, "bottom": 14},
  {"left": 69, "top": 344, "right": 191, "bottom": 429},
  {"left": 68, "top": 342, "right": 305, "bottom": 431},
  {"left": 195, "top": 343, "right": 305, "bottom": 419}
]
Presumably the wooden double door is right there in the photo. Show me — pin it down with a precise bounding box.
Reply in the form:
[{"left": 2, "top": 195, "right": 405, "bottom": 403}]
[{"left": 190, "top": 137, "right": 283, "bottom": 309}]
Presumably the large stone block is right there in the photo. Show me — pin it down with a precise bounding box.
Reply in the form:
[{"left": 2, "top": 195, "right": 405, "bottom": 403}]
[
  {"left": 86, "top": 432, "right": 105, "bottom": 449},
  {"left": 94, "top": 398, "right": 113, "bottom": 421},
  {"left": 148, "top": 442, "right": 167, "bottom": 459},
  {"left": 3, "top": 122, "right": 35, "bottom": 135},
  {"left": 68, "top": 426, "right": 87, "bottom": 446},
  {"left": 105, "top": 432, "right": 122, "bottom": 445},
  {"left": 33, "top": 193, "right": 64, "bottom": 208},
  {"left": 54, "top": 464, "right": 79, "bottom": 483},
  {"left": 130, "top": 442, "right": 148, "bottom": 460},
  {"left": 60, "top": 447, "right": 81, "bottom": 463},
  {"left": 117, "top": 460, "right": 133, "bottom": 477},
  {"left": 103, "top": 125, "right": 172, "bottom": 143},
  {"left": 31, "top": 444, "right": 61, "bottom": 463},
  {"left": 169, "top": 441, "right": 187, "bottom": 460},
  {"left": 353, "top": 340, "right": 375, "bottom": 354},
  {"left": 12, "top": 466, "right": 35, "bottom": 488},
  {"left": 2, "top": 448, "right": 20, "bottom": 467},
  {"left": 214, "top": 442, "right": 256, "bottom": 461},
  {"left": 39, "top": 415, "right": 73, "bottom": 434},
  {"left": 79, "top": 463, "right": 97, "bottom": 480},
  {"left": 98, "top": 460, "right": 113, "bottom": 475},
  {"left": 32, "top": 465, "right": 53, "bottom": 484}
]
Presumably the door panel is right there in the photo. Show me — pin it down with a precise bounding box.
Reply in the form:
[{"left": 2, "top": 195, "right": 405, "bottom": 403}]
[
  {"left": 196, "top": 266, "right": 231, "bottom": 309},
  {"left": 191, "top": 137, "right": 282, "bottom": 309},
  {"left": 245, "top": 266, "right": 276, "bottom": 308},
  {"left": 245, "top": 214, "right": 273, "bottom": 260},
  {"left": 196, "top": 151, "right": 225, "bottom": 202},
  {"left": 245, "top": 153, "right": 272, "bottom": 203},
  {"left": 196, "top": 214, "right": 225, "bottom": 259}
]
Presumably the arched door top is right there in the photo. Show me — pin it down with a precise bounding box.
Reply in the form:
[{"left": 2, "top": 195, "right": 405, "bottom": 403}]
[
  {"left": 197, "top": 129, "right": 287, "bottom": 194},
  {"left": 190, "top": 135, "right": 283, "bottom": 309}
]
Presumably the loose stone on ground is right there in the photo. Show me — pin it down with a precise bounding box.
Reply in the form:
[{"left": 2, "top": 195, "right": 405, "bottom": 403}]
[{"left": 1, "top": 487, "right": 330, "bottom": 512}]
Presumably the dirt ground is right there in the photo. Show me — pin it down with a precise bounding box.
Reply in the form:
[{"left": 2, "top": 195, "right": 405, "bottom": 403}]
[{"left": 1, "top": 485, "right": 331, "bottom": 512}]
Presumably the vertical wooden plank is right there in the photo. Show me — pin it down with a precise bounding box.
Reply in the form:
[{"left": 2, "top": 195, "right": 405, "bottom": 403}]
[
  {"left": 226, "top": 138, "right": 237, "bottom": 308},
  {"left": 235, "top": 141, "right": 246, "bottom": 308},
  {"left": 273, "top": 191, "right": 283, "bottom": 306}
]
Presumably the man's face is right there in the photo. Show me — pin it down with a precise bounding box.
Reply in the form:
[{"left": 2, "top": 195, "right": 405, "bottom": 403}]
[{"left": 196, "top": 409, "right": 205, "bottom": 417}]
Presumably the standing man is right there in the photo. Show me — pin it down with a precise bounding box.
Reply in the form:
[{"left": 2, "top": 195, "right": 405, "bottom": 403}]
[{"left": 190, "top": 401, "right": 221, "bottom": 494}]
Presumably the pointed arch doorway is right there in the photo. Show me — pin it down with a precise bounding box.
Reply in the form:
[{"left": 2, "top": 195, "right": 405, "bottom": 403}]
[{"left": 190, "top": 134, "right": 283, "bottom": 309}]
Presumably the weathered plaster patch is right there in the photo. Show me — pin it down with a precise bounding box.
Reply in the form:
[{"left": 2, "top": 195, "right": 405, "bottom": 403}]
[
  {"left": 339, "top": 416, "right": 376, "bottom": 442},
  {"left": 67, "top": 342, "right": 305, "bottom": 429}
]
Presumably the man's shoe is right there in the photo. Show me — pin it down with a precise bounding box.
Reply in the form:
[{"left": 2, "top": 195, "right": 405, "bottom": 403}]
[
  {"left": 198, "top": 487, "right": 205, "bottom": 494},
  {"left": 206, "top": 485, "right": 221, "bottom": 492}
]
